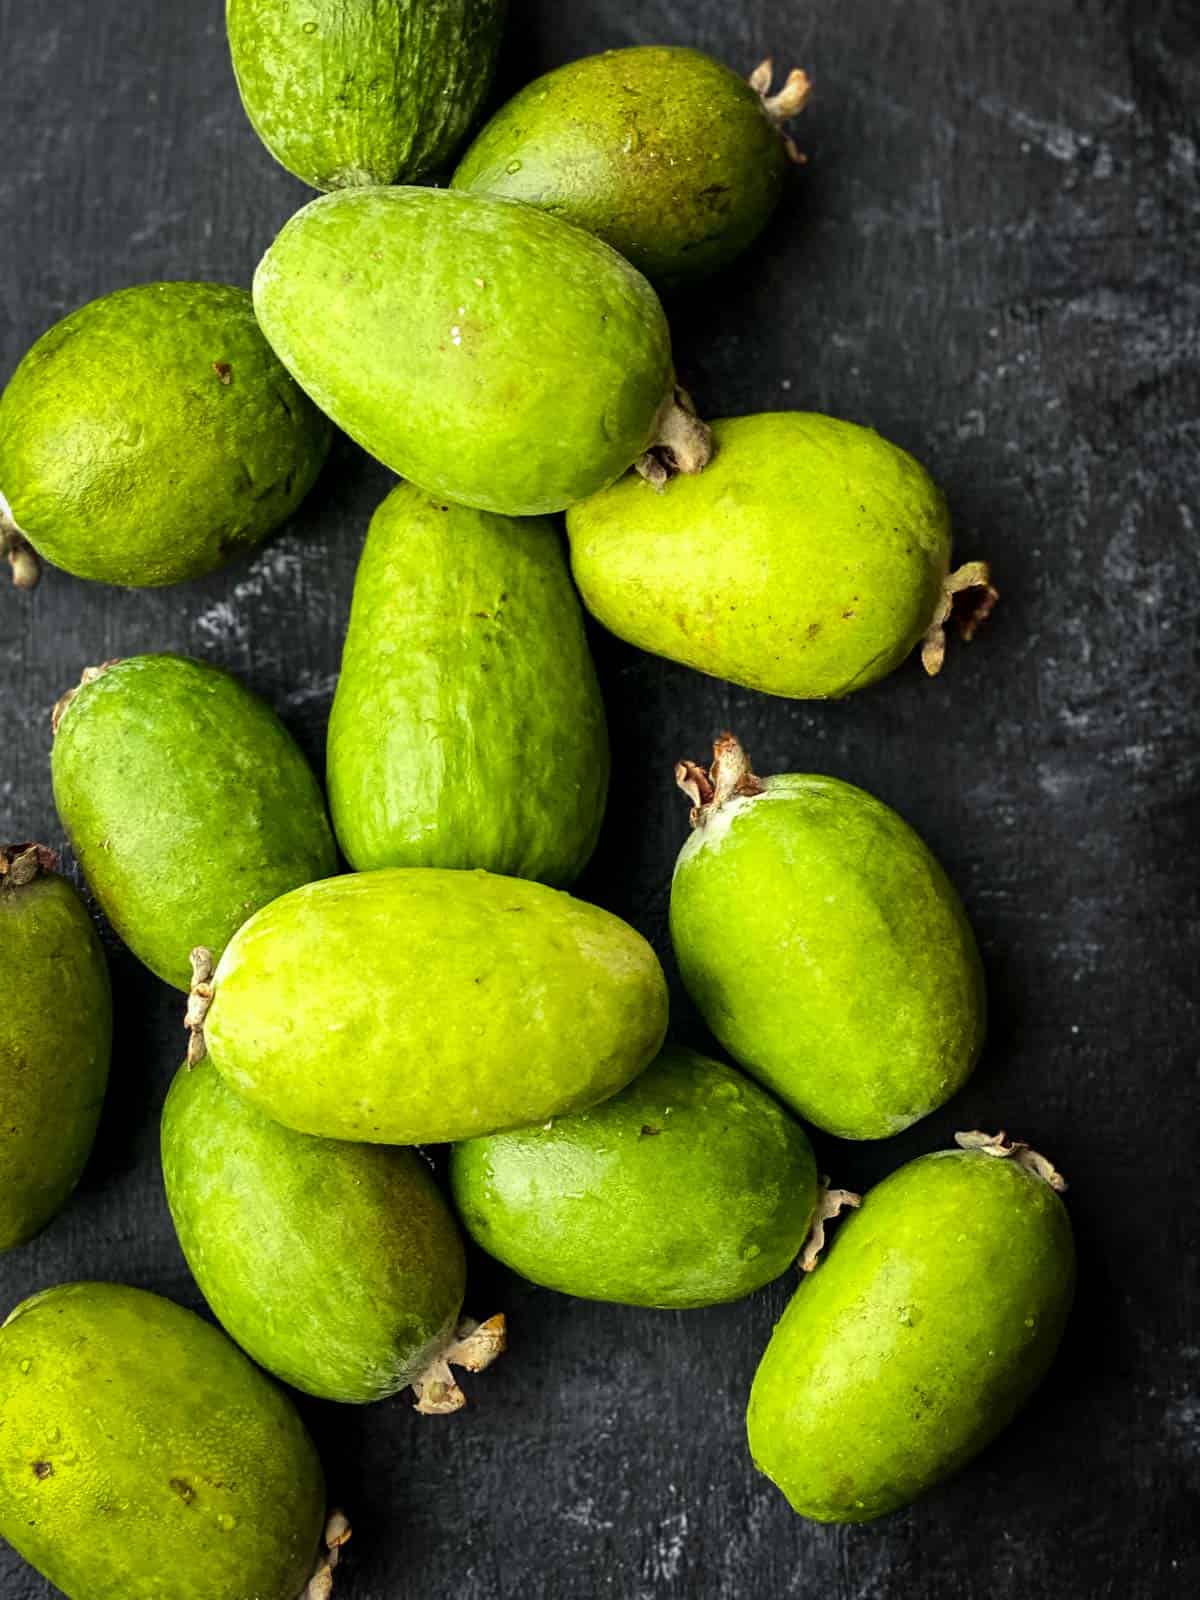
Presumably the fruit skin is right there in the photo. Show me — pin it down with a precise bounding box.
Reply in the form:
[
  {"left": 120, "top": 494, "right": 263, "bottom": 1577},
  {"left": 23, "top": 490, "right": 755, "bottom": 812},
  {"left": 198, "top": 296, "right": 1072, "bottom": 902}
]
[
  {"left": 51, "top": 654, "right": 337, "bottom": 991},
  {"left": 228, "top": 0, "right": 507, "bottom": 190},
  {"left": 0, "top": 1281, "right": 326, "bottom": 1599},
  {"left": 328, "top": 482, "right": 609, "bottom": 884},
  {"left": 567, "top": 412, "right": 956, "bottom": 699},
  {"left": 200, "top": 867, "right": 669, "bottom": 1144},
  {"left": 253, "top": 186, "right": 678, "bottom": 516},
  {"left": 453, "top": 46, "right": 799, "bottom": 289},
  {"left": 747, "top": 1144, "right": 1075, "bottom": 1522},
  {"left": 669, "top": 739, "right": 985, "bottom": 1139},
  {"left": 0, "top": 283, "right": 331, "bottom": 587},
  {"left": 0, "top": 848, "right": 110, "bottom": 1250},
  {"left": 450, "top": 1043, "right": 818, "bottom": 1308}
]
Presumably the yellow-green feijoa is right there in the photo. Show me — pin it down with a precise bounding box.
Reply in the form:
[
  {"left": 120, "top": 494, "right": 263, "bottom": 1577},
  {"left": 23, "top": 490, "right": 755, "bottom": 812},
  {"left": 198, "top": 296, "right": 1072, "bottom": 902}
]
[
  {"left": 669, "top": 734, "right": 985, "bottom": 1140},
  {"left": 253, "top": 186, "right": 712, "bottom": 516},
  {"left": 162, "top": 1057, "right": 505, "bottom": 1410},
  {"left": 450, "top": 1044, "right": 819, "bottom": 1308},
  {"left": 190, "top": 868, "right": 669, "bottom": 1144},
  {"left": 228, "top": 0, "right": 507, "bottom": 191},
  {"left": 0, "top": 846, "right": 110, "bottom": 1250},
  {"left": 51, "top": 655, "right": 336, "bottom": 991},
  {"left": 453, "top": 46, "right": 810, "bottom": 290},
  {"left": 566, "top": 412, "right": 997, "bottom": 698},
  {"left": 328, "top": 482, "right": 608, "bottom": 883},
  {"left": 0, "top": 283, "right": 331, "bottom": 589},
  {"left": 748, "top": 1133, "right": 1075, "bottom": 1522},
  {"left": 0, "top": 1281, "right": 337, "bottom": 1600}
]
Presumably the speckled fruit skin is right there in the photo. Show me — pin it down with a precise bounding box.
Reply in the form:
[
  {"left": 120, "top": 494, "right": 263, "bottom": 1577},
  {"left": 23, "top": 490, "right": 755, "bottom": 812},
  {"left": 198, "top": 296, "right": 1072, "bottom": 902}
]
[
  {"left": 0, "top": 1281, "right": 325, "bottom": 1600},
  {"left": 328, "top": 482, "right": 609, "bottom": 883},
  {"left": 253, "top": 187, "right": 676, "bottom": 515},
  {"left": 670, "top": 769, "right": 985, "bottom": 1139},
  {"left": 228, "top": 0, "right": 506, "bottom": 190},
  {"left": 450, "top": 1044, "right": 817, "bottom": 1308},
  {"left": 0, "top": 853, "right": 110, "bottom": 1251},
  {"left": 0, "top": 283, "right": 331, "bottom": 587},
  {"left": 203, "top": 868, "right": 669, "bottom": 1144},
  {"left": 747, "top": 1146, "right": 1075, "bottom": 1522},
  {"left": 567, "top": 412, "right": 952, "bottom": 698},
  {"left": 162, "top": 1058, "right": 465, "bottom": 1403},
  {"left": 453, "top": 45, "right": 791, "bottom": 289},
  {"left": 51, "top": 654, "right": 337, "bottom": 991}
]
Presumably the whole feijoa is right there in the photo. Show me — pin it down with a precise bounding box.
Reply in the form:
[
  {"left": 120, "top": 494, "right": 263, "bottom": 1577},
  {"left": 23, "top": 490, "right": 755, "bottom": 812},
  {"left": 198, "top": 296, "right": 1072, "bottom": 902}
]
[
  {"left": 748, "top": 1133, "right": 1075, "bottom": 1522},
  {"left": 453, "top": 46, "right": 810, "bottom": 290},
  {"left": 450, "top": 1043, "right": 819, "bottom": 1308},
  {"left": 51, "top": 655, "right": 336, "bottom": 991},
  {"left": 0, "top": 1281, "right": 335, "bottom": 1600},
  {"left": 0, "top": 846, "right": 110, "bottom": 1251},
  {"left": 228, "top": 0, "right": 507, "bottom": 190},
  {"left": 669, "top": 734, "right": 985, "bottom": 1139},
  {"left": 566, "top": 412, "right": 997, "bottom": 698},
  {"left": 253, "top": 186, "right": 711, "bottom": 516},
  {"left": 0, "top": 283, "right": 331, "bottom": 588},
  {"left": 328, "top": 482, "right": 608, "bottom": 883}
]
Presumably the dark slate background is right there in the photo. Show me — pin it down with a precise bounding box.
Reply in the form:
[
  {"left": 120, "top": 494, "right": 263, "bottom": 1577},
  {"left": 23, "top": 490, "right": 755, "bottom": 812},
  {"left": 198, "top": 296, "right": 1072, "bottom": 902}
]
[{"left": 2, "top": 1, "right": 1198, "bottom": 1595}]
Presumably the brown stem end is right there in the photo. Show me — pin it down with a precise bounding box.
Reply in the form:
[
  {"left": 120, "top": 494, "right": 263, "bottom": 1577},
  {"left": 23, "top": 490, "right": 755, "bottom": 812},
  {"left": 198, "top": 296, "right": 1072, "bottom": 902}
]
[
  {"left": 51, "top": 660, "right": 124, "bottom": 735},
  {"left": 799, "top": 1181, "right": 861, "bottom": 1272},
  {"left": 0, "top": 498, "right": 41, "bottom": 590},
  {"left": 0, "top": 844, "right": 58, "bottom": 889},
  {"left": 303, "top": 1509, "right": 352, "bottom": 1600},
  {"left": 955, "top": 1130, "right": 1067, "bottom": 1192},
  {"left": 411, "top": 1313, "right": 507, "bottom": 1416},
  {"left": 921, "top": 561, "right": 999, "bottom": 676},
  {"left": 749, "top": 59, "right": 813, "bottom": 163},
  {"left": 185, "top": 947, "right": 215, "bottom": 1067},
  {"left": 674, "top": 731, "right": 766, "bottom": 828},
  {"left": 636, "top": 386, "right": 713, "bottom": 489}
]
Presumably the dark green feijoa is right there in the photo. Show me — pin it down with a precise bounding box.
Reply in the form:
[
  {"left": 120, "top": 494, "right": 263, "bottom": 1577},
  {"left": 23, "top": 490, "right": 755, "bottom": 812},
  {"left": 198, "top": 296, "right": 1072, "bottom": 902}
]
[
  {"left": 51, "top": 655, "right": 336, "bottom": 991},
  {"left": 453, "top": 46, "right": 810, "bottom": 290},
  {"left": 450, "top": 1044, "right": 823, "bottom": 1308},
  {"left": 0, "top": 846, "right": 110, "bottom": 1251},
  {"left": 748, "top": 1133, "right": 1075, "bottom": 1522},
  {"left": 328, "top": 482, "right": 608, "bottom": 882},
  {"left": 228, "top": 0, "right": 507, "bottom": 191},
  {"left": 0, "top": 1282, "right": 344, "bottom": 1600},
  {"left": 0, "top": 283, "right": 331, "bottom": 590},
  {"left": 670, "top": 734, "right": 985, "bottom": 1140},
  {"left": 162, "top": 1058, "right": 505, "bottom": 1410},
  {"left": 253, "top": 187, "right": 712, "bottom": 516}
]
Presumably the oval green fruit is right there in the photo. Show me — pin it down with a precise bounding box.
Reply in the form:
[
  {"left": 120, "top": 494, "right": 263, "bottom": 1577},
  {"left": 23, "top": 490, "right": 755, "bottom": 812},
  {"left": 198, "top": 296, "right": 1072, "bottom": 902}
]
[
  {"left": 453, "top": 47, "right": 810, "bottom": 290},
  {"left": 669, "top": 734, "right": 985, "bottom": 1139},
  {"left": 566, "top": 412, "right": 997, "bottom": 698},
  {"left": 162, "top": 1057, "right": 505, "bottom": 1409},
  {"left": 328, "top": 482, "right": 609, "bottom": 883},
  {"left": 747, "top": 1134, "right": 1075, "bottom": 1522},
  {"left": 0, "top": 283, "right": 331, "bottom": 588},
  {"left": 253, "top": 186, "right": 711, "bottom": 516},
  {"left": 51, "top": 654, "right": 336, "bottom": 991},
  {"left": 192, "top": 868, "right": 669, "bottom": 1144},
  {"left": 450, "top": 1044, "right": 819, "bottom": 1308},
  {"left": 0, "top": 1281, "right": 331, "bottom": 1600},
  {"left": 228, "top": 0, "right": 507, "bottom": 190},
  {"left": 0, "top": 846, "right": 110, "bottom": 1250}
]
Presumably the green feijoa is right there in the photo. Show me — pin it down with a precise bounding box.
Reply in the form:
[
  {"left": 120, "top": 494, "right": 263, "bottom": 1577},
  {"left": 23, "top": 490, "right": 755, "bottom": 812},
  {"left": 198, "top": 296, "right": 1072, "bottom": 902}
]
[
  {"left": 748, "top": 1133, "right": 1075, "bottom": 1522},
  {"left": 0, "top": 1282, "right": 336, "bottom": 1600},
  {"left": 228, "top": 0, "right": 507, "bottom": 191},
  {"left": 566, "top": 412, "right": 997, "bottom": 699},
  {"left": 450, "top": 1044, "right": 820, "bottom": 1308},
  {"left": 51, "top": 655, "right": 336, "bottom": 991},
  {"left": 0, "top": 846, "right": 110, "bottom": 1251},
  {"left": 190, "top": 868, "right": 668, "bottom": 1145},
  {"left": 0, "top": 283, "right": 331, "bottom": 590},
  {"left": 253, "top": 186, "right": 711, "bottom": 517},
  {"left": 328, "top": 482, "right": 609, "bottom": 883},
  {"left": 162, "top": 1058, "right": 505, "bottom": 1409},
  {"left": 453, "top": 47, "right": 810, "bottom": 290},
  {"left": 669, "top": 734, "right": 985, "bottom": 1140}
]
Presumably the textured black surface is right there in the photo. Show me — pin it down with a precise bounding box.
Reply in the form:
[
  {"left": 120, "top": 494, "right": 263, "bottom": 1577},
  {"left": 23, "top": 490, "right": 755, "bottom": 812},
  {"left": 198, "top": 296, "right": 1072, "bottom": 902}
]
[{"left": 1, "top": 2, "right": 1198, "bottom": 1596}]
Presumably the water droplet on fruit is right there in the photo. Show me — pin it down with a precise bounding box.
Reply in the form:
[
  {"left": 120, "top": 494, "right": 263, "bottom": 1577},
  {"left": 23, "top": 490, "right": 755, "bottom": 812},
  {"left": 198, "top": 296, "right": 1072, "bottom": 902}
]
[
  {"left": 302, "top": 19, "right": 318, "bottom": 33},
  {"left": 18, "top": 1360, "right": 31, "bottom": 1374},
  {"left": 505, "top": 160, "right": 523, "bottom": 174}
]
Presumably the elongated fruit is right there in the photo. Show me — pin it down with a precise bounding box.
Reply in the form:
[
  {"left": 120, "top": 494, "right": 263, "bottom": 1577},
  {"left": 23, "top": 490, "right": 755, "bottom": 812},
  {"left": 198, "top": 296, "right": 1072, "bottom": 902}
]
[
  {"left": 669, "top": 734, "right": 985, "bottom": 1139},
  {"left": 188, "top": 868, "right": 669, "bottom": 1144},
  {"left": 328, "top": 481, "right": 608, "bottom": 882},
  {"left": 747, "top": 1133, "right": 1075, "bottom": 1522},
  {"left": 51, "top": 655, "right": 336, "bottom": 991}
]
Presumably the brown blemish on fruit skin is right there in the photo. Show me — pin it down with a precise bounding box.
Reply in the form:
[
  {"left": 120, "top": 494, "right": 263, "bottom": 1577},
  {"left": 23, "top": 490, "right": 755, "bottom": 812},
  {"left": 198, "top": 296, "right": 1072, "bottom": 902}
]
[
  {"left": 32, "top": 1461, "right": 52, "bottom": 1479},
  {"left": 169, "top": 1477, "right": 196, "bottom": 1503},
  {"left": 212, "top": 361, "right": 233, "bottom": 384}
]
